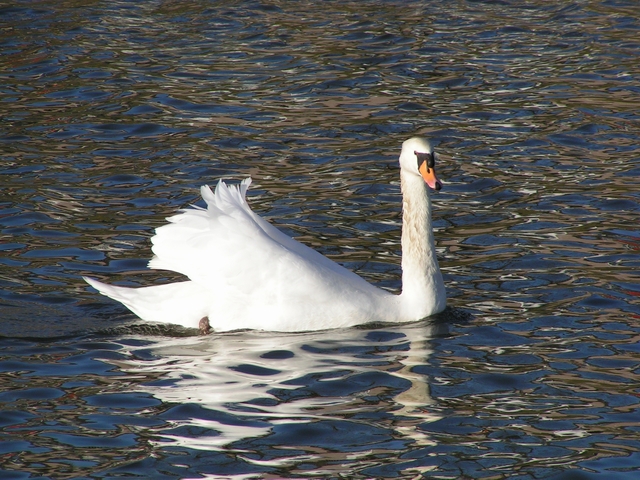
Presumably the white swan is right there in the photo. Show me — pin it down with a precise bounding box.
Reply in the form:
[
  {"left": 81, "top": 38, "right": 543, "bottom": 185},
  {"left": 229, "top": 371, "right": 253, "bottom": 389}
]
[{"left": 84, "top": 137, "right": 446, "bottom": 333}]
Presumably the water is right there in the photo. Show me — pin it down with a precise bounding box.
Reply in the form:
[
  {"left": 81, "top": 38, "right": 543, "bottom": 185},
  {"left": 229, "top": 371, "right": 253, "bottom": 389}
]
[{"left": 1, "top": 0, "right": 639, "bottom": 478}]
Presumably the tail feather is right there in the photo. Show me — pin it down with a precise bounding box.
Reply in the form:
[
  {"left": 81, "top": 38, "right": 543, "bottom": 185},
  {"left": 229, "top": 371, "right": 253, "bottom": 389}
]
[{"left": 83, "top": 276, "right": 210, "bottom": 328}]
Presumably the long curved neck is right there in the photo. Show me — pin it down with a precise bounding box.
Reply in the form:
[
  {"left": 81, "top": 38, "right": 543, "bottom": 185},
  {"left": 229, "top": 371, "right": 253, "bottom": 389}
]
[{"left": 399, "top": 170, "right": 446, "bottom": 318}]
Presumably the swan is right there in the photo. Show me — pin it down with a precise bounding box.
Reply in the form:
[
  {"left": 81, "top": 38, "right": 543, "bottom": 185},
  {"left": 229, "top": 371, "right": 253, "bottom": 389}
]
[{"left": 84, "top": 137, "right": 446, "bottom": 333}]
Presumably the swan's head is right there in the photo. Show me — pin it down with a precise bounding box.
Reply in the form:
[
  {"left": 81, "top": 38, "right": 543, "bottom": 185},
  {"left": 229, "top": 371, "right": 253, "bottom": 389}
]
[{"left": 399, "top": 137, "right": 442, "bottom": 191}]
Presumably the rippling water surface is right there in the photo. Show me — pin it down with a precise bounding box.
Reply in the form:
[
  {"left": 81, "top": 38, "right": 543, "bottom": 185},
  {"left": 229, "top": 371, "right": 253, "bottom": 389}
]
[{"left": 1, "top": 1, "right": 639, "bottom": 478}]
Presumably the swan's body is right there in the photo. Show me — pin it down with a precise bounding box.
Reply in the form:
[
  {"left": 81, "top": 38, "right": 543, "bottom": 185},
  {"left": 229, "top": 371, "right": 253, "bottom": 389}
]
[{"left": 84, "top": 137, "right": 446, "bottom": 332}]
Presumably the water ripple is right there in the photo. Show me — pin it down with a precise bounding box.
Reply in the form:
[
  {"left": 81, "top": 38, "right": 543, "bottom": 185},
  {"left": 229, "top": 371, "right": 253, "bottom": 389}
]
[{"left": 1, "top": 0, "right": 639, "bottom": 477}]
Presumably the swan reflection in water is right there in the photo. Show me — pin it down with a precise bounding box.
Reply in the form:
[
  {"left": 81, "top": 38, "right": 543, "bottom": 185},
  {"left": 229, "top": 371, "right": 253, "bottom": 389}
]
[{"left": 108, "top": 318, "right": 449, "bottom": 458}]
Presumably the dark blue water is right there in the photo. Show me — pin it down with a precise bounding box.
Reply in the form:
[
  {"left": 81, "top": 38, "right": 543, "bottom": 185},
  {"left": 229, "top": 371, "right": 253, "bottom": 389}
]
[{"left": 1, "top": 1, "right": 639, "bottom": 478}]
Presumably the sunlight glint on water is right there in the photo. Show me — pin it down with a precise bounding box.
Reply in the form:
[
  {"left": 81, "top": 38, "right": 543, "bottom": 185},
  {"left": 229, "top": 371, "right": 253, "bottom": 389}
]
[{"left": 0, "top": 0, "right": 639, "bottom": 478}]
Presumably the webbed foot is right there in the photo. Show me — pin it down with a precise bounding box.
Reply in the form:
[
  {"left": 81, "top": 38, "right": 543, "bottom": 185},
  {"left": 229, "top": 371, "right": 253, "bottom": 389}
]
[{"left": 198, "top": 316, "right": 212, "bottom": 335}]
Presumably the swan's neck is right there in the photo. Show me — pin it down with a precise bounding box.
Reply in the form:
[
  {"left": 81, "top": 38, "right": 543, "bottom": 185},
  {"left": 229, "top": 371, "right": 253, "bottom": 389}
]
[{"left": 399, "top": 170, "right": 446, "bottom": 318}]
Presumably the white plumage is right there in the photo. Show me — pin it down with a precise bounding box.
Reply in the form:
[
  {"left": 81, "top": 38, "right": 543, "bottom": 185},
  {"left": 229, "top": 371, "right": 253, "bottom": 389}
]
[{"left": 84, "top": 137, "right": 446, "bottom": 332}]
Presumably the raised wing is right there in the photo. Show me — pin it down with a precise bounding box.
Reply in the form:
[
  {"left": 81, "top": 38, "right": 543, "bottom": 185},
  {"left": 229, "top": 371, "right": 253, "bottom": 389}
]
[{"left": 147, "top": 178, "right": 376, "bottom": 303}]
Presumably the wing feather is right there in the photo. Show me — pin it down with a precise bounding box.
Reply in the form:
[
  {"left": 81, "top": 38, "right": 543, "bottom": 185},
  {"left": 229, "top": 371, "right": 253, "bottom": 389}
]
[{"left": 148, "top": 178, "right": 372, "bottom": 295}]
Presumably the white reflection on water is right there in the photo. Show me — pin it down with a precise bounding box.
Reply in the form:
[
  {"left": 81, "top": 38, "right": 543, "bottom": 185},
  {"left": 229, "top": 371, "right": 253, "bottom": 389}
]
[{"left": 110, "top": 321, "right": 443, "bottom": 452}]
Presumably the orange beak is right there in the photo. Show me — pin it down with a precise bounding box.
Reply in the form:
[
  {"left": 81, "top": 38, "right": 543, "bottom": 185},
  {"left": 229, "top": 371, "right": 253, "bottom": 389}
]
[{"left": 419, "top": 162, "right": 442, "bottom": 191}]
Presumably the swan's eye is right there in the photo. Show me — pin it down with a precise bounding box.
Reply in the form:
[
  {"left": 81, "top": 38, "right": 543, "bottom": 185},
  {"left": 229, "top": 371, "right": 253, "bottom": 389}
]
[{"left": 414, "top": 151, "right": 435, "bottom": 170}]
